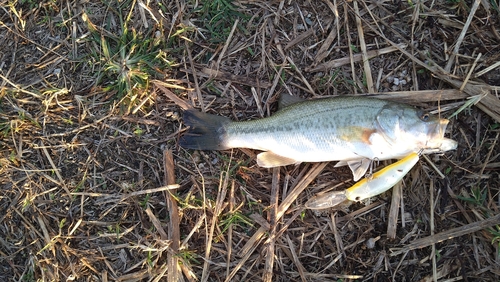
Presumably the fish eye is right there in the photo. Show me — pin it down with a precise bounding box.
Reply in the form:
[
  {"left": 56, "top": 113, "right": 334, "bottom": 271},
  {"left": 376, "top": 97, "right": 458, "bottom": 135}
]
[{"left": 419, "top": 112, "right": 430, "bottom": 121}]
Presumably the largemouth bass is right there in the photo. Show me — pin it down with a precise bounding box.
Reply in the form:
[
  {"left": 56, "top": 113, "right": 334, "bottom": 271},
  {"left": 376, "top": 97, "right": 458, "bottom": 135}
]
[{"left": 180, "top": 95, "right": 457, "bottom": 180}]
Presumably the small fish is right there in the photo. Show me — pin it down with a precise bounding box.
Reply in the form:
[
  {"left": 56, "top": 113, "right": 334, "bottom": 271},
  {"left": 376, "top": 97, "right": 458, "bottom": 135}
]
[
  {"left": 305, "top": 152, "right": 420, "bottom": 209},
  {"left": 180, "top": 95, "right": 456, "bottom": 180}
]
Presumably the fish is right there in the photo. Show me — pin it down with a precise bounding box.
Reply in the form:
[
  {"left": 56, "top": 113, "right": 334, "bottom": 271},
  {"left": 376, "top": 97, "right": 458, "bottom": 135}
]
[
  {"left": 305, "top": 152, "right": 420, "bottom": 209},
  {"left": 180, "top": 95, "right": 457, "bottom": 180}
]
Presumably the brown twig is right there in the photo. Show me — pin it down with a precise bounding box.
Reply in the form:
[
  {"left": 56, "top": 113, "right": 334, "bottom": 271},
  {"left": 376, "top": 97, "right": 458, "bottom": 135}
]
[{"left": 390, "top": 213, "right": 500, "bottom": 256}]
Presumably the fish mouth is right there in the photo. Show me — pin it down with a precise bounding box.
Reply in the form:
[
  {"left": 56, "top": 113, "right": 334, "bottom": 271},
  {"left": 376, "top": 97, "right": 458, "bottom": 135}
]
[
  {"left": 437, "top": 118, "right": 449, "bottom": 138},
  {"left": 439, "top": 138, "right": 458, "bottom": 151},
  {"left": 423, "top": 118, "right": 457, "bottom": 153}
]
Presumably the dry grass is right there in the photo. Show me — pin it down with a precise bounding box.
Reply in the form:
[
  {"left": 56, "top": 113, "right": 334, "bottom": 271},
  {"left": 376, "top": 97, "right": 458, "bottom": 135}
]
[{"left": 1, "top": 0, "right": 500, "bottom": 281}]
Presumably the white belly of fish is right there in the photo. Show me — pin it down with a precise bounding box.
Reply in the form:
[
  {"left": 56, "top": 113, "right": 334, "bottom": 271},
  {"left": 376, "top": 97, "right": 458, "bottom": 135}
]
[{"left": 225, "top": 128, "right": 407, "bottom": 163}]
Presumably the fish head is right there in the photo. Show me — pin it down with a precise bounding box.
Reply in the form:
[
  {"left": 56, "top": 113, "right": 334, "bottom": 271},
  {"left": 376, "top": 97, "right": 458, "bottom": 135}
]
[{"left": 376, "top": 103, "right": 457, "bottom": 153}]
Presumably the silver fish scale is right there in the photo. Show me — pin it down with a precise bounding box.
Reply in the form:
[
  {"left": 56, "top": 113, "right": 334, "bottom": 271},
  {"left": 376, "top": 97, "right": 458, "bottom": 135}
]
[{"left": 223, "top": 97, "right": 401, "bottom": 161}]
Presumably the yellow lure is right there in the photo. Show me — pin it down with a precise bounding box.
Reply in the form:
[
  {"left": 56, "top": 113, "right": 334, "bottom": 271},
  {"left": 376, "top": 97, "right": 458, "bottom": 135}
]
[
  {"left": 305, "top": 152, "right": 420, "bottom": 209},
  {"left": 345, "top": 152, "right": 420, "bottom": 202}
]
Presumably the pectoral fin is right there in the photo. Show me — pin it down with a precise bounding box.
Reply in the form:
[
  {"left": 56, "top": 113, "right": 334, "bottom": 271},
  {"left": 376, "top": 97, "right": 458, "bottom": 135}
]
[
  {"left": 257, "top": 152, "right": 299, "bottom": 167},
  {"left": 334, "top": 159, "right": 372, "bottom": 181},
  {"left": 347, "top": 159, "right": 372, "bottom": 181}
]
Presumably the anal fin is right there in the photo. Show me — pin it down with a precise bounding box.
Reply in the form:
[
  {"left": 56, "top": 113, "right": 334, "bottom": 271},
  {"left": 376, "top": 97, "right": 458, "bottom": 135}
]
[{"left": 257, "top": 152, "right": 299, "bottom": 167}]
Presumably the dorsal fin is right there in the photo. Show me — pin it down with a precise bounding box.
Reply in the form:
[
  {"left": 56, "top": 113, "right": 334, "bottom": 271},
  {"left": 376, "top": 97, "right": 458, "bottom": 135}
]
[{"left": 278, "top": 93, "right": 305, "bottom": 110}]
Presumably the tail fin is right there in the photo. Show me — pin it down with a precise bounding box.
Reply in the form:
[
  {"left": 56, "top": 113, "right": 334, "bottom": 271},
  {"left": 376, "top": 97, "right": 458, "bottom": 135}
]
[{"left": 179, "top": 109, "right": 231, "bottom": 150}]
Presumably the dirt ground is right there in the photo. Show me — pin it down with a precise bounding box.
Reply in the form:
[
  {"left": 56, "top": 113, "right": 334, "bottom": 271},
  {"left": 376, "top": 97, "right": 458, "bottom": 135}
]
[{"left": 1, "top": 0, "right": 500, "bottom": 281}]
